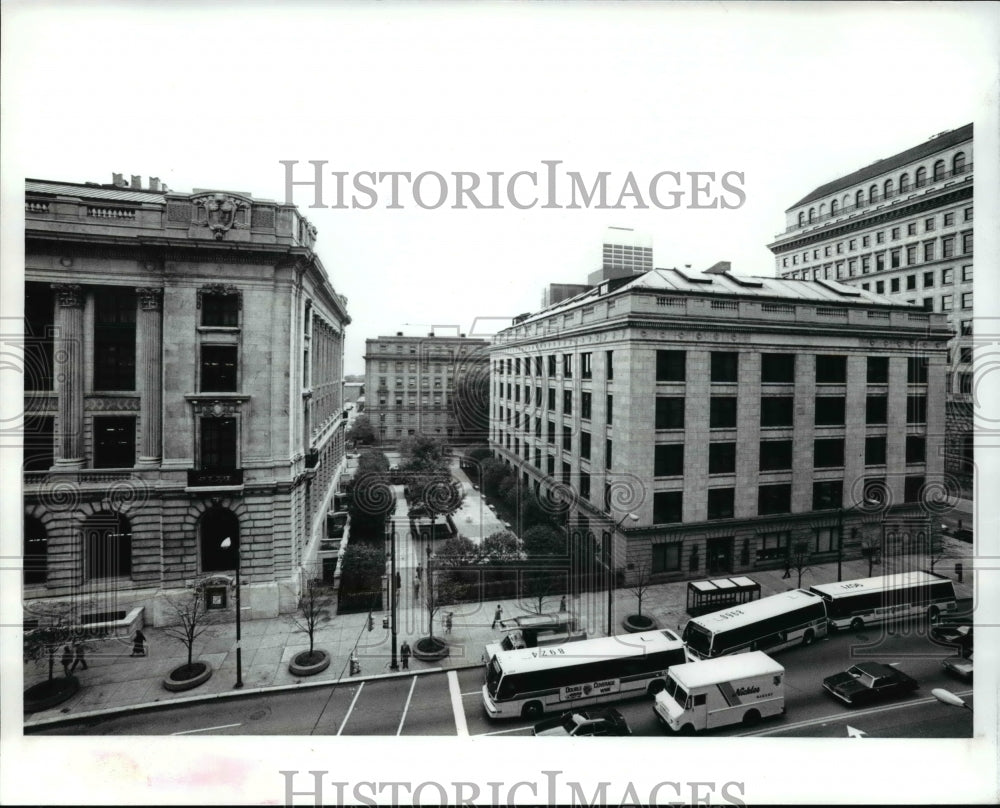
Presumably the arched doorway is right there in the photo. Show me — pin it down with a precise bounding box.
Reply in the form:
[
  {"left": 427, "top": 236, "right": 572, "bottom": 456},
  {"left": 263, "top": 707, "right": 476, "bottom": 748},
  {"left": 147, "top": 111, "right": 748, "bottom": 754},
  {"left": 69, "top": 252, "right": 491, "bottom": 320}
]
[
  {"left": 24, "top": 515, "right": 48, "bottom": 584},
  {"left": 200, "top": 508, "right": 239, "bottom": 572},
  {"left": 84, "top": 512, "right": 132, "bottom": 579}
]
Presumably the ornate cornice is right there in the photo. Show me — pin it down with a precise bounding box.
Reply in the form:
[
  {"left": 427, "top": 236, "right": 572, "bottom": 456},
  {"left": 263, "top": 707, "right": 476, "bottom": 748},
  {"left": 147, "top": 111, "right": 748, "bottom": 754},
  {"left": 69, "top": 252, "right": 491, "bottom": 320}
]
[
  {"left": 196, "top": 284, "right": 243, "bottom": 310},
  {"left": 190, "top": 193, "right": 251, "bottom": 240}
]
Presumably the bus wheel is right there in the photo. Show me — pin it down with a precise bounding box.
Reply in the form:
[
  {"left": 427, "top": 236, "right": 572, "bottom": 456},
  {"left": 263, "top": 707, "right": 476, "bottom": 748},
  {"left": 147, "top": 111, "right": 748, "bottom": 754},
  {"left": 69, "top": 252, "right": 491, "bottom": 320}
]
[
  {"left": 802, "top": 629, "right": 815, "bottom": 646},
  {"left": 647, "top": 679, "right": 665, "bottom": 696},
  {"left": 742, "top": 709, "right": 761, "bottom": 727},
  {"left": 850, "top": 618, "right": 864, "bottom": 632},
  {"left": 521, "top": 701, "right": 543, "bottom": 720}
]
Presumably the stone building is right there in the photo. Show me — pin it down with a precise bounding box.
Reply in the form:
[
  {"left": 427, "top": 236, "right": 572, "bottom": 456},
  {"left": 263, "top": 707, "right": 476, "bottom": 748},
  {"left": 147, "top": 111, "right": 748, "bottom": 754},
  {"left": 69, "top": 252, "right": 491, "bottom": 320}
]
[
  {"left": 23, "top": 175, "right": 350, "bottom": 625},
  {"left": 489, "top": 265, "right": 950, "bottom": 587},
  {"left": 767, "top": 124, "right": 973, "bottom": 491},
  {"left": 363, "top": 332, "right": 491, "bottom": 447}
]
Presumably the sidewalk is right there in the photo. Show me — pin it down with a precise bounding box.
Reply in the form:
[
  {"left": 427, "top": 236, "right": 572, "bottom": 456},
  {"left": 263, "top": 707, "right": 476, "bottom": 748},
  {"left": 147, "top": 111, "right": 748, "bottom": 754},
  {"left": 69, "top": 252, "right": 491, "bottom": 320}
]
[{"left": 23, "top": 528, "right": 975, "bottom": 728}]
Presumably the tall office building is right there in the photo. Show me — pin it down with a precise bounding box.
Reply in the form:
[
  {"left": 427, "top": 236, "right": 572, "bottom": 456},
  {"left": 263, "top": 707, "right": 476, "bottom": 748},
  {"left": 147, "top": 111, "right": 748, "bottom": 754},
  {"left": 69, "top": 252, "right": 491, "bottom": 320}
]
[
  {"left": 490, "top": 266, "right": 949, "bottom": 586},
  {"left": 23, "top": 175, "right": 350, "bottom": 624},
  {"left": 767, "top": 124, "right": 973, "bottom": 490}
]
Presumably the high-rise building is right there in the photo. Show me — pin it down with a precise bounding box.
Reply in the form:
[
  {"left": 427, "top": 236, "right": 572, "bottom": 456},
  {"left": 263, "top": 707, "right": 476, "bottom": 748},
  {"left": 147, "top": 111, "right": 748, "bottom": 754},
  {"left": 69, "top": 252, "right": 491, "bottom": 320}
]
[
  {"left": 364, "top": 332, "right": 491, "bottom": 447},
  {"left": 23, "top": 176, "right": 350, "bottom": 624},
  {"left": 767, "top": 124, "right": 973, "bottom": 490},
  {"left": 490, "top": 266, "right": 949, "bottom": 586}
]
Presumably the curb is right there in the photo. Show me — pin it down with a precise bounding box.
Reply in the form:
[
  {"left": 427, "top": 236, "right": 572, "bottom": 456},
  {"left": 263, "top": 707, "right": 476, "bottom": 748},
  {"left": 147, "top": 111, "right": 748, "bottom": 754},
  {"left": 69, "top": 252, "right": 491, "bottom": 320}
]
[{"left": 24, "top": 661, "right": 485, "bottom": 732}]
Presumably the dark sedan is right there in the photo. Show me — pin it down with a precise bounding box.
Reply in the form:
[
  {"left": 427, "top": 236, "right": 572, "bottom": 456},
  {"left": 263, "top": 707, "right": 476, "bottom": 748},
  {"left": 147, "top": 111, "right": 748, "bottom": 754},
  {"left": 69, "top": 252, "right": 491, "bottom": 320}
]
[
  {"left": 822, "top": 662, "right": 918, "bottom": 706},
  {"left": 532, "top": 708, "right": 631, "bottom": 737}
]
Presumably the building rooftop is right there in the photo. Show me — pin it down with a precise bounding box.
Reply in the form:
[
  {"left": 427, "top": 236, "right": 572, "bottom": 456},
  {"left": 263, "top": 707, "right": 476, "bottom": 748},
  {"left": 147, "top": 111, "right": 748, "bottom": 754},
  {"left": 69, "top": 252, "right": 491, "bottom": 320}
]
[{"left": 787, "top": 123, "right": 972, "bottom": 211}]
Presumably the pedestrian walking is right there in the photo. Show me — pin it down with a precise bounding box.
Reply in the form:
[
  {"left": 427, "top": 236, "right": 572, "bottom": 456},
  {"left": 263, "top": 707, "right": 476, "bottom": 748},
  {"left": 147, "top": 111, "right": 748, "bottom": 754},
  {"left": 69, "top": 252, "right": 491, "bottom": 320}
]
[
  {"left": 400, "top": 640, "right": 411, "bottom": 670},
  {"left": 130, "top": 629, "right": 147, "bottom": 657},
  {"left": 491, "top": 604, "right": 503, "bottom": 629},
  {"left": 559, "top": 595, "right": 567, "bottom": 612},
  {"left": 395, "top": 570, "right": 401, "bottom": 590},
  {"left": 781, "top": 559, "right": 791, "bottom": 580},
  {"left": 445, "top": 612, "right": 453, "bottom": 634},
  {"left": 413, "top": 575, "right": 421, "bottom": 599},
  {"left": 70, "top": 641, "right": 89, "bottom": 672},
  {"left": 416, "top": 563, "right": 423, "bottom": 580},
  {"left": 955, "top": 562, "right": 963, "bottom": 583},
  {"left": 60, "top": 644, "right": 73, "bottom": 678}
]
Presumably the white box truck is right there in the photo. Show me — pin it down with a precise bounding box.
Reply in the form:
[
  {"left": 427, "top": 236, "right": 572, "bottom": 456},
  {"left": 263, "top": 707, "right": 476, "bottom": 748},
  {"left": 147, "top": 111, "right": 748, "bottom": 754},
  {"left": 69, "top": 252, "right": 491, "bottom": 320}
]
[{"left": 653, "top": 651, "right": 784, "bottom": 733}]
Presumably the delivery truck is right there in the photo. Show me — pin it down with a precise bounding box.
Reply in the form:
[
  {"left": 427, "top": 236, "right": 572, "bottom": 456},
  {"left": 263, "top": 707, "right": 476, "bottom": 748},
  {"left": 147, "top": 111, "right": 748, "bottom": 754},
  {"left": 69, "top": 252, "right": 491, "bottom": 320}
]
[{"left": 652, "top": 651, "right": 784, "bottom": 733}]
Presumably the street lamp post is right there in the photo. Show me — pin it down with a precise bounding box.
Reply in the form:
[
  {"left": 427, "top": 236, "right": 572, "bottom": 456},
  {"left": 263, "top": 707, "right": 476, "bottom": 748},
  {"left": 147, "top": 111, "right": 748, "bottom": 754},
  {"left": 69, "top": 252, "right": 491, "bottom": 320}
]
[
  {"left": 220, "top": 536, "right": 243, "bottom": 689},
  {"left": 606, "top": 512, "right": 639, "bottom": 636},
  {"left": 388, "top": 519, "right": 398, "bottom": 671},
  {"left": 426, "top": 544, "right": 433, "bottom": 637}
]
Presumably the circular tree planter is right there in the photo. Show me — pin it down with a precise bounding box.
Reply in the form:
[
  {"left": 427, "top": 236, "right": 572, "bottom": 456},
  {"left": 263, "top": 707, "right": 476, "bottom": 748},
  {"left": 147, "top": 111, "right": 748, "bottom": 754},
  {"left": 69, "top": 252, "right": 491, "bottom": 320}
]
[
  {"left": 622, "top": 614, "right": 658, "bottom": 633},
  {"left": 412, "top": 636, "right": 450, "bottom": 662},
  {"left": 163, "top": 661, "right": 213, "bottom": 692},
  {"left": 289, "top": 649, "right": 331, "bottom": 676},
  {"left": 24, "top": 676, "right": 80, "bottom": 713}
]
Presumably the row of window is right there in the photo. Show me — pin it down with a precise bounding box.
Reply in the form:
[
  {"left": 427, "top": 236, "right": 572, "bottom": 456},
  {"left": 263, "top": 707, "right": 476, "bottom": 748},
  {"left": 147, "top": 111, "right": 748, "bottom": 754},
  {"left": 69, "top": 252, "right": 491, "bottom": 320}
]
[
  {"left": 793, "top": 158, "right": 969, "bottom": 228},
  {"left": 376, "top": 361, "right": 458, "bottom": 374},
  {"left": 495, "top": 351, "right": 613, "bottom": 380},
  {"left": 786, "top": 235, "right": 973, "bottom": 277}
]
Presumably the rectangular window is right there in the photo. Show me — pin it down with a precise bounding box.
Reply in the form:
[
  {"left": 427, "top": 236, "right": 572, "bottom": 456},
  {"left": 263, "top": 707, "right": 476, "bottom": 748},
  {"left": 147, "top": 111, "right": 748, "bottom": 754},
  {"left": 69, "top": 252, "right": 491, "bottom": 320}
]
[
  {"left": 547, "top": 421, "right": 555, "bottom": 444},
  {"left": 606, "top": 350, "right": 614, "bottom": 380},
  {"left": 711, "top": 352, "right": 739, "bottom": 383},
  {"left": 201, "top": 345, "right": 238, "bottom": 392},
  {"left": 607, "top": 394, "right": 613, "bottom": 425},
  {"left": 891, "top": 249, "right": 901, "bottom": 269},
  {"left": 563, "top": 389, "right": 572, "bottom": 415},
  {"left": 24, "top": 282, "right": 55, "bottom": 391},
  {"left": 548, "top": 388, "right": 555, "bottom": 411},
  {"left": 861, "top": 256, "right": 871, "bottom": 274},
  {"left": 707, "top": 488, "right": 735, "bottom": 520},
  {"left": 907, "top": 356, "right": 928, "bottom": 384},
  {"left": 923, "top": 270, "right": 935, "bottom": 288},
  {"left": 815, "top": 396, "right": 846, "bottom": 426},
  {"left": 867, "top": 357, "right": 888, "bottom": 383},
  {"left": 581, "top": 352, "right": 592, "bottom": 379},
  {"left": 710, "top": 397, "right": 737, "bottom": 429},
  {"left": 891, "top": 227, "right": 900, "bottom": 240},
  {"left": 535, "top": 356, "right": 543, "bottom": 376},
  {"left": 941, "top": 268, "right": 954, "bottom": 285},
  {"left": 812, "top": 480, "right": 843, "bottom": 510},
  {"left": 579, "top": 471, "right": 591, "bottom": 500},
  {"left": 960, "top": 346, "right": 973, "bottom": 363},
  {"left": 924, "top": 242, "right": 935, "bottom": 262},
  {"left": 758, "top": 483, "right": 791, "bottom": 516},
  {"left": 23, "top": 413, "right": 54, "bottom": 471},
  {"left": 815, "top": 355, "right": 847, "bottom": 384},
  {"left": 758, "top": 532, "right": 789, "bottom": 561},
  {"left": 654, "top": 444, "right": 684, "bottom": 477},
  {"left": 907, "top": 395, "right": 927, "bottom": 424},
  {"left": 200, "top": 417, "right": 237, "bottom": 469},
  {"left": 561, "top": 461, "right": 571, "bottom": 486},
  {"left": 201, "top": 291, "right": 240, "bottom": 327},
  {"left": 547, "top": 355, "right": 556, "bottom": 378},
  {"left": 815, "top": 528, "right": 836, "bottom": 554},
  {"left": 814, "top": 438, "right": 845, "bottom": 467},
  {"left": 655, "top": 350, "right": 685, "bottom": 382},
  {"left": 562, "top": 425, "right": 572, "bottom": 452},
  {"left": 563, "top": 354, "right": 573, "bottom": 378},
  {"left": 904, "top": 475, "right": 925, "bottom": 503},
  {"left": 761, "top": 397, "right": 794, "bottom": 427},
  {"left": 865, "top": 436, "right": 887, "bottom": 466},
  {"left": 761, "top": 353, "right": 795, "bottom": 383},
  {"left": 709, "top": 442, "right": 736, "bottom": 475},
  {"left": 94, "top": 288, "right": 137, "bottom": 391},
  {"left": 547, "top": 455, "right": 555, "bottom": 477},
  {"left": 906, "top": 435, "right": 926, "bottom": 464},
  {"left": 605, "top": 439, "right": 612, "bottom": 470},
  {"left": 942, "top": 236, "right": 955, "bottom": 258},
  {"left": 866, "top": 395, "right": 888, "bottom": 424},
  {"left": 962, "top": 292, "right": 973, "bottom": 309},
  {"left": 581, "top": 431, "right": 591, "bottom": 460},
  {"left": 962, "top": 232, "right": 973, "bottom": 254},
  {"left": 653, "top": 491, "right": 683, "bottom": 524},
  {"left": 906, "top": 274, "right": 916, "bottom": 290},
  {"left": 651, "top": 542, "right": 682, "bottom": 573},
  {"left": 535, "top": 387, "right": 542, "bottom": 407},
  {"left": 581, "top": 391, "right": 592, "bottom": 420},
  {"left": 759, "top": 439, "right": 793, "bottom": 471},
  {"left": 906, "top": 245, "right": 917, "bottom": 265},
  {"left": 655, "top": 397, "right": 684, "bottom": 430},
  {"left": 93, "top": 416, "right": 136, "bottom": 468}
]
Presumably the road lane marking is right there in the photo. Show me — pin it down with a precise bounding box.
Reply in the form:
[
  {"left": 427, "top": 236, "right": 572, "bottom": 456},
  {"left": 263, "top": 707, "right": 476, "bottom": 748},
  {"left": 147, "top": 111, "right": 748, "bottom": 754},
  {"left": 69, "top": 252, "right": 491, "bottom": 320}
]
[
  {"left": 737, "top": 689, "right": 974, "bottom": 737},
  {"left": 461, "top": 690, "right": 481, "bottom": 697},
  {"left": 476, "top": 725, "right": 531, "bottom": 736},
  {"left": 337, "top": 683, "right": 365, "bottom": 736},
  {"left": 449, "top": 670, "right": 469, "bottom": 736},
  {"left": 171, "top": 723, "right": 242, "bottom": 735},
  {"left": 397, "top": 676, "right": 418, "bottom": 736}
]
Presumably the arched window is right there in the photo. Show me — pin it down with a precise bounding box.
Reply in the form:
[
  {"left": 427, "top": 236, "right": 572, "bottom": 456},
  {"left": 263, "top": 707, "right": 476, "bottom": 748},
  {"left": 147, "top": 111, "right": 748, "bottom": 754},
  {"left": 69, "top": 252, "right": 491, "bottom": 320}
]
[
  {"left": 933, "top": 160, "right": 945, "bottom": 181},
  {"left": 883, "top": 178, "right": 894, "bottom": 198},
  {"left": 808, "top": 207, "right": 815, "bottom": 223},
  {"left": 915, "top": 167, "right": 927, "bottom": 187},
  {"left": 842, "top": 194, "right": 850, "bottom": 210},
  {"left": 831, "top": 199, "right": 839, "bottom": 215},
  {"left": 84, "top": 512, "right": 132, "bottom": 579},
  {"left": 24, "top": 515, "right": 47, "bottom": 584},
  {"left": 869, "top": 184, "right": 879, "bottom": 203},
  {"left": 855, "top": 190, "right": 864, "bottom": 207},
  {"left": 953, "top": 152, "right": 966, "bottom": 174},
  {"left": 900, "top": 173, "right": 910, "bottom": 192},
  {"left": 200, "top": 508, "right": 240, "bottom": 573},
  {"left": 819, "top": 202, "right": 827, "bottom": 217},
  {"left": 798, "top": 211, "right": 804, "bottom": 227}
]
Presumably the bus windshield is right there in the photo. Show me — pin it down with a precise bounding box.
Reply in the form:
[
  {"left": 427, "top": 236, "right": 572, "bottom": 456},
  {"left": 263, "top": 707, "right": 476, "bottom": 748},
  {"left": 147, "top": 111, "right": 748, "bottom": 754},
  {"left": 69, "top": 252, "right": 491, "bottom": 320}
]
[
  {"left": 683, "top": 622, "right": 712, "bottom": 656},
  {"left": 486, "top": 657, "right": 503, "bottom": 697}
]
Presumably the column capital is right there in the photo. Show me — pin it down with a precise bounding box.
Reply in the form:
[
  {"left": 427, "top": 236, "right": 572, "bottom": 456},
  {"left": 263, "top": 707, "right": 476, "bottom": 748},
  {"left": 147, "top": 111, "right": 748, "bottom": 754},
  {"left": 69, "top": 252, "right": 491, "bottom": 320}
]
[
  {"left": 136, "top": 287, "right": 164, "bottom": 311},
  {"left": 51, "top": 284, "right": 83, "bottom": 307}
]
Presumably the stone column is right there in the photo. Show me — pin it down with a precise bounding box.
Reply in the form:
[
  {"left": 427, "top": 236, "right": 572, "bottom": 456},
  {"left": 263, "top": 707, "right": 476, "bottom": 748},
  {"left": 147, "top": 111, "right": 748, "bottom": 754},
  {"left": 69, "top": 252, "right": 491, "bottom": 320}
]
[
  {"left": 52, "top": 284, "right": 84, "bottom": 468},
  {"left": 136, "top": 288, "right": 163, "bottom": 465}
]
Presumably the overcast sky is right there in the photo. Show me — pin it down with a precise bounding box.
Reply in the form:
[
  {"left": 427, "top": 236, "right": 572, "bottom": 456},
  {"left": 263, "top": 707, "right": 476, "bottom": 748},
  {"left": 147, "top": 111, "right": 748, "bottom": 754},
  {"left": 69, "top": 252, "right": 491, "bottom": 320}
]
[{"left": 3, "top": 2, "right": 996, "bottom": 375}]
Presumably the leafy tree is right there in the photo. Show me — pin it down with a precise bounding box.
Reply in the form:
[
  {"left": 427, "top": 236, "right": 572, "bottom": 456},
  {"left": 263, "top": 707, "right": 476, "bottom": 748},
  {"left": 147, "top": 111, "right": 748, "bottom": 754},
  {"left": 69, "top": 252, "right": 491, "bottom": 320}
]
[
  {"left": 346, "top": 415, "right": 376, "bottom": 446},
  {"left": 160, "top": 578, "right": 220, "bottom": 673},
  {"left": 480, "top": 457, "right": 511, "bottom": 500},
  {"left": 522, "top": 524, "right": 567, "bottom": 558},
  {"left": 23, "top": 600, "right": 79, "bottom": 682},
  {"left": 421, "top": 558, "right": 462, "bottom": 643},
  {"left": 399, "top": 435, "right": 448, "bottom": 471},
  {"left": 435, "top": 535, "right": 481, "bottom": 601},
  {"left": 480, "top": 530, "right": 524, "bottom": 562},
  {"left": 346, "top": 449, "right": 394, "bottom": 543},
  {"left": 338, "top": 543, "right": 387, "bottom": 606},
  {"left": 289, "top": 576, "right": 335, "bottom": 660}
]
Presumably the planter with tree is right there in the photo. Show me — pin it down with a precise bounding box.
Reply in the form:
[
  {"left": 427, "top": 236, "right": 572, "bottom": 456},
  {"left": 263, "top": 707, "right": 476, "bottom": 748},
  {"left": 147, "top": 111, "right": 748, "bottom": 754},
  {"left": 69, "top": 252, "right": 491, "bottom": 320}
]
[
  {"left": 23, "top": 601, "right": 81, "bottom": 712},
  {"left": 288, "top": 577, "right": 334, "bottom": 676},
  {"left": 623, "top": 563, "right": 658, "bottom": 632},
  {"left": 161, "top": 578, "right": 218, "bottom": 692}
]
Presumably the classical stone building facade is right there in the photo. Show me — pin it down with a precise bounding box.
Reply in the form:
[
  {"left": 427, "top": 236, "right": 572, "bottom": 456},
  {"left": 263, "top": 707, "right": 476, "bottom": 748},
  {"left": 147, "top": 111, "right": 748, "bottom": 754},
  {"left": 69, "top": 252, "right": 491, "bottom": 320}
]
[
  {"left": 23, "top": 176, "right": 350, "bottom": 625},
  {"left": 767, "top": 124, "right": 973, "bottom": 491},
  {"left": 489, "top": 266, "right": 950, "bottom": 587}
]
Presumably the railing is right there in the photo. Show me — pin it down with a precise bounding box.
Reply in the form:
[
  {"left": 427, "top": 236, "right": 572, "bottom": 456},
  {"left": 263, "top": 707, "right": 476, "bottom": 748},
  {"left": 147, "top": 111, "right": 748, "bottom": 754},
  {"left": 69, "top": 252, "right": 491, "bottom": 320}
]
[
  {"left": 87, "top": 206, "right": 137, "bottom": 220},
  {"left": 25, "top": 201, "right": 50, "bottom": 214},
  {"left": 187, "top": 468, "right": 244, "bottom": 487}
]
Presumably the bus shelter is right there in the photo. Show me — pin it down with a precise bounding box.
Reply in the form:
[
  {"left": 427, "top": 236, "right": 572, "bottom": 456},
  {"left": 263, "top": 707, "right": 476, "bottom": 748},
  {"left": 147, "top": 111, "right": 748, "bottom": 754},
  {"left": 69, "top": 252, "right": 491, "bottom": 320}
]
[{"left": 686, "top": 576, "right": 761, "bottom": 617}]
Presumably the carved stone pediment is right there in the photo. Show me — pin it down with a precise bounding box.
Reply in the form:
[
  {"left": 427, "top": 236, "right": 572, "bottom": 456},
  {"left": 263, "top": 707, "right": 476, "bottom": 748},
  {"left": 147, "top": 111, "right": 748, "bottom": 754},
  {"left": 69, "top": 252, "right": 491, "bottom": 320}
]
[{"left": 190, "top": 193, "right": 251, "bottom": 240}]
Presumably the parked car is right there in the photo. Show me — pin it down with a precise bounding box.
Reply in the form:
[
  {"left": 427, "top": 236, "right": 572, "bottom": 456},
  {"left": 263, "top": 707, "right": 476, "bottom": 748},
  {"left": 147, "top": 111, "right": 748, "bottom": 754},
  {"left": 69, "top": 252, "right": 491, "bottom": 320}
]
[
  {"left": 822, "top": 662, "right": 918, "bottom": 706},
  {"left": 941, "top": 653, "right": 973, "bottom": 682},
  {"left": 532, "top": 708, "right": 631, "bottom": 737}
]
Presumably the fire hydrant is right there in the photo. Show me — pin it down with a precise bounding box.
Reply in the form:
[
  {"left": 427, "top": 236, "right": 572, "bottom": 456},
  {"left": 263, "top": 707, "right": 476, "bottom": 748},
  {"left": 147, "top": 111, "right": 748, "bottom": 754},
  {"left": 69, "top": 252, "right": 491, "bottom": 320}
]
[{"left": 350, "top": 651, "right": 361, "bottom": 676}]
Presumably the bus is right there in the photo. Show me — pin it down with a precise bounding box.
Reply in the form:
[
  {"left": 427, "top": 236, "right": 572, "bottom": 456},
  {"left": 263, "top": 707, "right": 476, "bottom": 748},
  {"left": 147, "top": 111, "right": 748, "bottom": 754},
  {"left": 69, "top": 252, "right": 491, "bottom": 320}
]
[
  {"left": 809, "top": 571, "right": 957, "bottom": 632},
  {"left": 482, "top": 611, "right": 587, "bottom": 663},
  {"left": 482, "top": 629, "right": 691, "bottom": 720},
  {"left": 682, "top": 589, "right": 827, "bottom": 660}
]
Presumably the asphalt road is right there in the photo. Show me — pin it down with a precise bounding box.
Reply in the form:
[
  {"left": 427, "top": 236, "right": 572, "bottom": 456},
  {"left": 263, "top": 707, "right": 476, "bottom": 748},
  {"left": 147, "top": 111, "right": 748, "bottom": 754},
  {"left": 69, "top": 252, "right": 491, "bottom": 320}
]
[{"left": 31, "top": 625, "right": 972, "bottom": 738}]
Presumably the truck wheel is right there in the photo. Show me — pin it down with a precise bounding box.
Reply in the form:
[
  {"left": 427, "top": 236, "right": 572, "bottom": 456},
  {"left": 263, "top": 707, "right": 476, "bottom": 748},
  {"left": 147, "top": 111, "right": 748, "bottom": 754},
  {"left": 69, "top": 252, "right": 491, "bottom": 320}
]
[
  {"left": 678, "top": 723, "right": 695, "bottom": 736},
  {"left": 850, "top": 618, "right": 864, "bottom": 632},
  {"left": 742, "top": 709, "right": 761, "bottom": 727},
  {"left": 521, "top": 701, "right": 543, "bottom": 720},
  {"left": 647, "top": 679, "right": 665, "bottom": 696},
  {"left": 802, "top": 629, "right": 815, "bottom": 646}
]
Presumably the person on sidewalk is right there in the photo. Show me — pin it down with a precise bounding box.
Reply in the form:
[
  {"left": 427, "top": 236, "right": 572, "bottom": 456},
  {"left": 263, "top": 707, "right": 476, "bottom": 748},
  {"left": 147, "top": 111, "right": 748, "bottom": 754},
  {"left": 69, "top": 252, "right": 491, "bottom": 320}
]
[
  {"left": 416, "top": 563, "right": 423, "bottom": 580},
  {"left": 955, "top": 562, "right": 963, "bottom": 583},
  {"left": 130, "top": 629, "right": 147, "bottom": 657},
  {"left": 491, "top": 604, "right": 503, "bottom": 629},
  {"left": 781, "top": 559, "right": 791, "bottom": 580},
  {"left": 400, "top": 641, "right": 411, "bottom": 670},
  {"left": 413, "top": 575, "right": 421, "bottom": 599},
  {"left": 395, "top": 571, "right": 401, "bottom": 590},
  {"left": 445, "top": 612, "right": 453, "bottom": 634},
  {"left": 559, "top": 595, "right": 566, "bottom": 612},
  {"left": 70, "top": 641, "right": 89, "bottom": 672},
  {"left": 61, "top": 644, "right": 73, "bottom": 678}
]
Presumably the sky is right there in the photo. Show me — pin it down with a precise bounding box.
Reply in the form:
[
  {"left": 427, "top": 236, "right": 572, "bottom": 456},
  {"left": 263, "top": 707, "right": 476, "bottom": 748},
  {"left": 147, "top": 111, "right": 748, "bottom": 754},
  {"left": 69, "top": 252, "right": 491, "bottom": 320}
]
[
  {"left": 2, "top": 2, "right": 999, "bottom": 804},
  {"left": 3, "top": 1, "right": 996, "bottom": 376}
]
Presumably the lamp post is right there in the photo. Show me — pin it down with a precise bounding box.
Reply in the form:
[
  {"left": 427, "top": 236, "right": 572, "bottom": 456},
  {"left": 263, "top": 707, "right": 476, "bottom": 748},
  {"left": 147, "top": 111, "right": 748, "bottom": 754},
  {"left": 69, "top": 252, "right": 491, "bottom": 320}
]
[
  {"left": 220, "top": 536, "right": 243, "bottom": 689},
  {"left": 606, "top": 512, "right": 639, "bottom": 636},
  {"left": 426, "top": 544, "right": 434, "bottom": 639},
  {"left": 388, "top": 519, "right": 398, "bottom": 671}
]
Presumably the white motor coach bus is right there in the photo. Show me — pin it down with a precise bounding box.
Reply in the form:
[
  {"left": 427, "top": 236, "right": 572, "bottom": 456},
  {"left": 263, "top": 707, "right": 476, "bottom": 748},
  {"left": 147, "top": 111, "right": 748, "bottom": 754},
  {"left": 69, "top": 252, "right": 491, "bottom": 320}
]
[{"left": 809, "top": 570, "right": 957, "bottom": 632}]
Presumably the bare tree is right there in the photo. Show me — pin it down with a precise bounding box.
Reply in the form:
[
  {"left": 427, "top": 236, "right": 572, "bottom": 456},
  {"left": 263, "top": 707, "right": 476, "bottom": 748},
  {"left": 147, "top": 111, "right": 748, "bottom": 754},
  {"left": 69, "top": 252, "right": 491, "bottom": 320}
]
[
  {"left": 23, "top": 600, "right": 79, "bottom": 682},
  {"left": 160, "top": 579, "right": 219, "bottom": 675},
  {"left": 289, "top": 576, "right": 334, "bottom": 662},
  {"left": 789, "top": 541, "right": 812, "bottom": 589},
  {"left": 627, "top": 563, "right": 653, "bottom": 618},
  {"left": 860, "top": 534, "right": 882, "bottom": 577}
]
